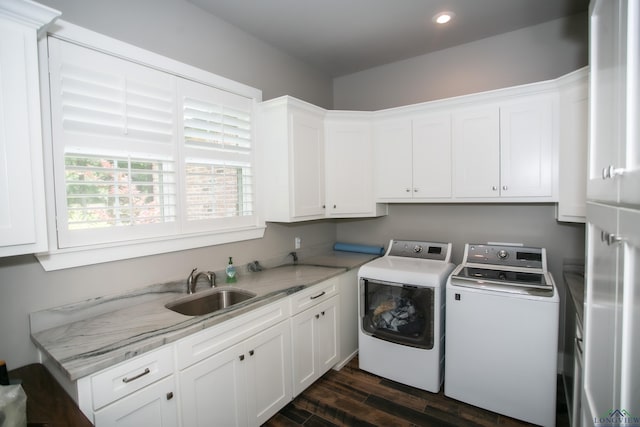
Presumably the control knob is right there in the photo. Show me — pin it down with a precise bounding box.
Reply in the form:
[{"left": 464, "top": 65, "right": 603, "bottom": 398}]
[
  {"left": 497, "top": 250, "right": 509, "bottom": 260},
  {"left": 414, "top": 245, "right": 423, "bottom": 253}
]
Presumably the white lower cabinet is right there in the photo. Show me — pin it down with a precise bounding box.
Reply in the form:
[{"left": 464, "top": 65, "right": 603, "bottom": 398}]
[
  {"left": 76, "top": 345, "right": 177, "bottom": 426},
  {"left": 291, "top": 294, "right": 340, "bottom": 397},
  {"left": 68, "top": 276, "right": 348, "bottom": 427},
  {"left": 93, "top": 376, "right": 178, "bottom": 427},
  {"left": 179, "top": 320, "right": 292, "bottom": 427}
]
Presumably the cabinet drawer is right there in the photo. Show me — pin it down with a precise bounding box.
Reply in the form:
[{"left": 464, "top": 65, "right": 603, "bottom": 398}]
[
  {"left": 176, "top": 298, "right": 290, "bottom": 370},
  {"left": 91, "top": 345, "right": 174, "bottom": 410},
  {"left": 290, "top": 277, "right": 338, "bottom": 315}
]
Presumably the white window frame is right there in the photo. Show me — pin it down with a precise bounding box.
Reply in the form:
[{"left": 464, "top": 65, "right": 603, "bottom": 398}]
[{"left": 36, "top": 20, "right": 265, "bottom": 271}]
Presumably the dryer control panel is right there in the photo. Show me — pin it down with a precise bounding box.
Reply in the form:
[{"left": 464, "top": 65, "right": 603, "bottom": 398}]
[{"left": 387, "top": 240, "right": 452, "bottom": 262}]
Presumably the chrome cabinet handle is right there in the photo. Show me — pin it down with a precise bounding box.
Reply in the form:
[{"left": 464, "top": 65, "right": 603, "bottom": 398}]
[
  {"left": 122, "top": 368, "right": 150, "bottom": 383},
  {"left": 166, "top": 392, "right": 174, "bottom": 400},
  {"left": 492, "top": 186, "right": 498, "bottom": 191},
  {"left": 413, "top": 188, "right": 419, "bottom": 192},
  {"left": 601, "top": 231, "right": 623, "bottom": 245},
  {"left": 405, "top": 188, "right": 411, "bottom": 193},
  {"left": 602, "top": 165, "right": 625, "bottom": 179},
  {"left": 502, "top": 185, "right": 508, "bottom": 191}
]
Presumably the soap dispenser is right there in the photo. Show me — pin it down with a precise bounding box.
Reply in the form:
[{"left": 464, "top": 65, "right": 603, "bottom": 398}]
[{"left": 225, "top": 257, "right": 237, "bottom": 283}]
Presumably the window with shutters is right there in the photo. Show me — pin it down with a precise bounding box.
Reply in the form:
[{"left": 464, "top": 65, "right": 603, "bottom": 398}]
[{"left": 46, "top": 37, "right": 261, "bottom": 254}]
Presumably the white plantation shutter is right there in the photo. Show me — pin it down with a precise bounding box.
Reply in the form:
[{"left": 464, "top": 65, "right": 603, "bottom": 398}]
[
  {"left": 178, "top": 79, "right": 255, "bottom": 232},
  {"left": 47, "top": 38, "right": 258, "bottom": 249},
  {"left": 49, "top": 38, "right": 179, "bottom": 247}
]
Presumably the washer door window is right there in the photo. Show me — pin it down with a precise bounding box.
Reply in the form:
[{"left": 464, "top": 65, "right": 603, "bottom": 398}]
[{"left": 361, "top": 279, "right": 434, "bottom": 349}]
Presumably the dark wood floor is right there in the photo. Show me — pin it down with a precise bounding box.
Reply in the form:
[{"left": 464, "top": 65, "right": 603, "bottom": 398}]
[{"left": 264, "top": 356, "right": 569, "bottom": 427}]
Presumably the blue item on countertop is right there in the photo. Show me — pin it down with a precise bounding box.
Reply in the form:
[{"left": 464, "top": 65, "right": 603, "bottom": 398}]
[{"left": 333, "top": 242, "right": 385, "bottom": 255}]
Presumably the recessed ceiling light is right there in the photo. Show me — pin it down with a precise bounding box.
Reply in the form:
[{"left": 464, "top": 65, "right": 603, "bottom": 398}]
[{"left": 433, "top": 11, "right": 455, "bottom": 24}]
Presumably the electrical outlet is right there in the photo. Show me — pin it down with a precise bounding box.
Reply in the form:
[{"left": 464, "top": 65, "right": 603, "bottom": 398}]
[{"left": 294, "top": 237, "right": 301, "bottom": 249}]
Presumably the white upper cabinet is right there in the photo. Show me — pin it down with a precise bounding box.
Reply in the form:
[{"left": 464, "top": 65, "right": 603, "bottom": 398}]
[
  {"left": 499, "top": 95, "right": 554, "bottom": 198},
  {"left": 325, "top": 113, "right": 386, "bottom": 217},
  {"left": 374, "top": 112, "right": 452, "bottom": 201},
  {"left": 258, "top": 96, "right": 326, "bottom": 222},
  {"left": 0, "top": 0, "right": 59, "bottom": 257},
  {"left": 412, "top": 113, "right": 453, "bottom": 199},
  {"left": 588, "top": 0, "right": 640, "bottom": 206},
  {"left": 452, "top": 106, "right": 501, "bottom": 198},
  {"left": 557, "top": 69, "right": 589, "bottom": 223},
  {"left": 452, "top": 93, "right": 556, "bottom": 200},
  {"left": 373, "top": 117, "right": 413, "bottom": 199}
]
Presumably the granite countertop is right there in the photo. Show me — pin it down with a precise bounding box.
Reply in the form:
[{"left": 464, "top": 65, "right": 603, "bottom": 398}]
[
  {"left": 563, "top": 262, "right": 585, "bottom": 325},
  {"left": 30, "top": 251, "right": 376, "bottom": 381}
]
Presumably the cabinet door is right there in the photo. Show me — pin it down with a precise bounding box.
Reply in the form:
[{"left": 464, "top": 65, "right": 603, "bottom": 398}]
[
  {"left": 500, "top": 95, "right": 554, "bottom": 198},
  {"left": 316, "top": 296, "right": 340, "bottom": 375},
  {"left": 291, "top": 302, "right": 318, "bottom": 396},
  {"left": 93, "top": 376, "right": 178, "bottom": 427},
  {"left": 619, "top": 208, "right": 640, "bottom": 412},
  {"left": 0, "top": 15, "right": 49, "bottom": 255},
  {"left": 557, "top": 73, "right": 588, "bottom": 222},
  {"left": 452, "top": 107, "right": 500, "bottom": 198},
  {"left": 582, "top": 203, "right": 622, "bottom": 423},
  {"left": 179, "top": 343, "right": 247, "bottom": 427},
  {"left": 325, "top": 119, "right": 374, "bottom": 215},
  {"left": 587, "top": 0, "right": 626, "bottom": 203},
  {"left": 412, "top": 113, "right": 452, "bottom": 198},
  {"left": 244, "top": 320, "right": 292, "bottom": 426},
  {"left": 290, "top": 110, "right": 325, "bottom": 218},
  {"left": 373, "top": 118, "right": 413, "bottom": 199},
  {"left": 291, "top": 296, "right": 339, "bottom": 396},
  {"left": 619, "top": 0, "right": 640, "bottom": 206}
]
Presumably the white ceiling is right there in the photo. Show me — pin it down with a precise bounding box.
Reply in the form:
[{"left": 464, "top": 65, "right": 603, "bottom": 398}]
[{"left": 187, "top": 0, "right": 589, "bottom": 77}]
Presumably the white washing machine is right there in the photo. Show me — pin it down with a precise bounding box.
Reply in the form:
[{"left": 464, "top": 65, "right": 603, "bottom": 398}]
[
  {"left": 358, "top": 240, "right": 455, "bottom": 393},
  {"left": 445, "top": 243, "right": 560, "bottom": 427}
]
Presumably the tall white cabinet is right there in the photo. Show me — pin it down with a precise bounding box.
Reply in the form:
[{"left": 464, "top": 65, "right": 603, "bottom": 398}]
[
  {"left": 0, "top": 0, "right": 59, "bottom": 257},
  {"left": 583, "top": 0, "right": 640, "bottom": 425}
]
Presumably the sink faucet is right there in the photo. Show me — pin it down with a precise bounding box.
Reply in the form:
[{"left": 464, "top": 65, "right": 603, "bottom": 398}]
[
  {"left": 289, "top": 251, "right": 298, "bottom": 264},
  {"left": 187, "top": 268, "right": 216, "bottom": 294}
]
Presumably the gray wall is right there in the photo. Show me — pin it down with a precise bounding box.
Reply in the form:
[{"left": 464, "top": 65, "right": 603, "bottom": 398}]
[
  {"left": 333, "top": 13, "right": 588, "bottom": 110},
  {"left": 37, "top": 0, "right": 333, "bottom": 108},
  {"left": 336, "top": 205, "right": 585, "bottom": 295}
]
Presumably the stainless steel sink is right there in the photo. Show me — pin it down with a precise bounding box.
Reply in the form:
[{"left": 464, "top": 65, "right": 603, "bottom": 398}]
[{"left": 165, "top": 288, "right": 257, "bottom": 316}]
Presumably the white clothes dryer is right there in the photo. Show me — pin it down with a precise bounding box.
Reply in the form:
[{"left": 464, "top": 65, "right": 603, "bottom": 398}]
[{"left": 358, "top": 240, "right": 455, "bottom": 393}]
